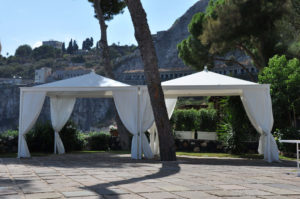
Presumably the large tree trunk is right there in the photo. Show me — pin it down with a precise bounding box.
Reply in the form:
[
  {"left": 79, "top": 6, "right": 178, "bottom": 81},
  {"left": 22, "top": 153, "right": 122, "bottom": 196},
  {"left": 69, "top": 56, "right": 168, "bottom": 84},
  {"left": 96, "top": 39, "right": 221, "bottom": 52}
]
[
  {"left": 93, "top": 0, "right": 130, "bottom": 149},
  {"left": 125, "top": 0, "right": 176, "bottom": 161}
]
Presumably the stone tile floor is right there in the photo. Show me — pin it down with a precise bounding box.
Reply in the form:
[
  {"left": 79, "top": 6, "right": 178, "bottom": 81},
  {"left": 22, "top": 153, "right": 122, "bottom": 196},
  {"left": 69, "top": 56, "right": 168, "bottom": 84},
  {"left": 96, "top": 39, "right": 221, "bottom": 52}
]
[{"left": 0, "top": 153, "right": 299, "bottom": 199}]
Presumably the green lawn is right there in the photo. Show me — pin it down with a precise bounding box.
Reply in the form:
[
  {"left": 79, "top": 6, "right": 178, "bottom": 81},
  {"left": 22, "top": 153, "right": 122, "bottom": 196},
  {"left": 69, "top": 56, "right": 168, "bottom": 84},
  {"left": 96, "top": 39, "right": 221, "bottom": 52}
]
[{"left": 0, "top": 151, "right": 296, "bottom": 161}]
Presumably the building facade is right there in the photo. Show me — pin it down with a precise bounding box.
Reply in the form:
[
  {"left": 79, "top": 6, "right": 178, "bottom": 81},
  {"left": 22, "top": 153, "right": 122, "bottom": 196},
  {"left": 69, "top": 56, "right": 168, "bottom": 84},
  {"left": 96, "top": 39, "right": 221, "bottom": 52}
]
[
  {"left": 42, "top": 40, "right": 63, "bottom": 49},
  {"left": 34, "top": 67, "right": 52, "bottom": 83}
]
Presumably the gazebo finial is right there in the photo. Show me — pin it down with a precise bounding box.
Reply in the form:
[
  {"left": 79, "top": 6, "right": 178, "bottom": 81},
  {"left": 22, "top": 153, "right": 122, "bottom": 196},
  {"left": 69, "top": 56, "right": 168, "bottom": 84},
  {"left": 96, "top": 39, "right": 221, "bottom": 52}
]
[{"left": 204, "top": 66, "right": 208, "bottom": 72}]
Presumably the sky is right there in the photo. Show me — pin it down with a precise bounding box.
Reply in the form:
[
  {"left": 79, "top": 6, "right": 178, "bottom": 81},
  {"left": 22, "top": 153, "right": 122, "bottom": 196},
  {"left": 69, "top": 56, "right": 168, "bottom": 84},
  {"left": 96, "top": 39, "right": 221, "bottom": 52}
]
[{"left": 0, "top": 0, "right": 199, "bottom": 56}]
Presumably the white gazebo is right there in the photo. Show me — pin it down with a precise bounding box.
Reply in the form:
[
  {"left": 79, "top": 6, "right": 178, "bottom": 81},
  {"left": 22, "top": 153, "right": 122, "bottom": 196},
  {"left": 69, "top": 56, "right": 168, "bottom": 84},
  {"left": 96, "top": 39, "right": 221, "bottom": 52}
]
[
  {"left": 18, "top": 69, "right": 279, "bottom": 163},
  {"left": 18, "top": 72, "right": 155, "bottom": 159},
  {"left": 150, "top": 68, "right": 279, "bottom": 162}
]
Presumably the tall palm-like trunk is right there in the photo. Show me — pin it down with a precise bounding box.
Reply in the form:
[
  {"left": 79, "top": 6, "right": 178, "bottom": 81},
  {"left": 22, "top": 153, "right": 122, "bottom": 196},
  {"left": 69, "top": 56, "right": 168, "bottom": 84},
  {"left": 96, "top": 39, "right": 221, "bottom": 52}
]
[
  {"left": 125, "top": 0, "right": 176, "bottom": 161},
  {"left": 93, "top": 0, "right": 130, "bottom": 149}
]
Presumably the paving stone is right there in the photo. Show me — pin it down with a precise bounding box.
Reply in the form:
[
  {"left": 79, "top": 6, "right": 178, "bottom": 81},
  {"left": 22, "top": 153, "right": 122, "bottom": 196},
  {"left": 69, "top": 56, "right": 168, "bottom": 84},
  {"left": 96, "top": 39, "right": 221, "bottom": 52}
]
[
  {"left": 172, "top": 190, "right": 220, "bottom": 199},
  {"left": 62, "top": 190, "right": 98, "bottom": 198},
  {"left": 140, "top": 191, "right": 182, "bottom": 199},
  {"left": 215, "top": 184, "right": 249, "bottom": 190},
  {"left": 0, "top": 153, "right": 299, "bottom": 199},
  {"left": 104, "top": 193, "right": 145, "bottom": 199},
  {"left": 24, "top": 192, "right": 62, "bottom": 199}
]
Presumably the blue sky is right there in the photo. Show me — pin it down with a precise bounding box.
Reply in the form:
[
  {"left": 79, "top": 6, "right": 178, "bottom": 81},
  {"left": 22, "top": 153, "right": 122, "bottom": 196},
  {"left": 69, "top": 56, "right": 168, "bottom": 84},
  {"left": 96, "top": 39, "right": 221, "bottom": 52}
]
[{"left": 0, "top": 0, "right": 198, "bottom": 56}]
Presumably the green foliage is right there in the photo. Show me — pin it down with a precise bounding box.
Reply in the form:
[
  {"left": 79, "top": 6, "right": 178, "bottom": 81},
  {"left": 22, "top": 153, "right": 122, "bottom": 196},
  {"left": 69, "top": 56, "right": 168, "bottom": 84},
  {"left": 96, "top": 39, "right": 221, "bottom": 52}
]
[
  {"left": 88, "top": 0, "right": 126, "bottom": 21},
  {"left": 32, "top": 45, "right": 61, "bottom": 60},
  {"left": 171, "top": 108, "right": 217, "bottom": 131},
  {"left": 15, "top": 45, "right": 32, "bottom": 57},
  {"left": 178, "top": 0, "right": 297, "bottom": 71},
  {"left": 259, "top": 55, "right": 300, "bottom": 129},
  {"left": 71, "top": 55, "right": 86, "bottom": 63},
  {"left": 26, "top": 122, "right": 54, "bottom": 153},
  {"left": 0, "top": 130, "right": 18, "bottom": 153},
  {"left": 82, "top": 37, "right": 94, "bottom": 50},
  {"left": 86, "top": 132, "right": 110, "bottom": 150},
  {"left": 59, "top": 121, "right": 85, "bottom": 152},
  {"left": 217, "top": 97, "right": 258, "bottom": 153},
  {"left": 274, "top": 127, "right": 300, "bottom": 155}
]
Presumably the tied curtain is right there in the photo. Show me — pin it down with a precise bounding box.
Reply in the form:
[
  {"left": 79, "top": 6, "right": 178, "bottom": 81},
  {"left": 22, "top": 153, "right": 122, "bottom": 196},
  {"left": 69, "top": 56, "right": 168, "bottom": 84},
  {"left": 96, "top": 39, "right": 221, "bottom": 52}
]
[
  {"left": 50, "top": 96, "right": 76, "bottom": 154},
  {"left": 18, "top": 91, "right": 46, "bottom": 158},
  {"left": 113, "top": 88, "right": 154, "bottom": 159},
  {"left": 149, "top": 98, "right": 177, "bottom": 155},
  {"left": 241, "top": 87, "right": 279, "bottom": 162}
]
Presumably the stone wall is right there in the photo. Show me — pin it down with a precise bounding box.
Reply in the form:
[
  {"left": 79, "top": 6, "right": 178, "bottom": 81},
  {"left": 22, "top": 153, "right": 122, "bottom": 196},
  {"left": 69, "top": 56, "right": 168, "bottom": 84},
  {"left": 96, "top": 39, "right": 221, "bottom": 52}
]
[{"left": 0, "top": 85, "right": 115, "bottom": 132}]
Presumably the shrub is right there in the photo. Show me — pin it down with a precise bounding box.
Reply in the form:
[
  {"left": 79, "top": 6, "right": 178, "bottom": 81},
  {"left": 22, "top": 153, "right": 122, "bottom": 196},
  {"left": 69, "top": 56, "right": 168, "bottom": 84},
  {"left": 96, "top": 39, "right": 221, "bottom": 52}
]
[
  {"left": 171, "top": 108, "right": 217, "bottom": 131},
  {"left": 86, "top": 132, "right": 110, "bottom": 151},
  {"left": 60, "top": 121, "right": 85, "bottom": 152},
  {"left": 0, "top": 130, "right": 18, "bottom": 153},
  {"left": 274, "top": 127, "right": 300, "bottom": 155},
  {"left": 26, "top": 122, "right": 54, "bottom": 153},
  {"left": 217, "top": 96, "right": 258, "bottom": 154}
]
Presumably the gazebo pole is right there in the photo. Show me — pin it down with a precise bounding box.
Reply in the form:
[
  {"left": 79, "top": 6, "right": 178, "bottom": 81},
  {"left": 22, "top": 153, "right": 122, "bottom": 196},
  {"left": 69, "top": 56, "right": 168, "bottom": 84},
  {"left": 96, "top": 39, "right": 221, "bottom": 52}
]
[{"left": 54, "top": 132, "right": 56, "bottom": 154}]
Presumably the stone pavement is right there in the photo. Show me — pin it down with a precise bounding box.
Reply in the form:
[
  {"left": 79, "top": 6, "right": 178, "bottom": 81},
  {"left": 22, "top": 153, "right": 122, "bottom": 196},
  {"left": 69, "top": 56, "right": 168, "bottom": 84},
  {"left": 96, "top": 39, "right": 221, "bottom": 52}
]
[{"left": 0, "top": 153, "right": 299, "bottom": 199}]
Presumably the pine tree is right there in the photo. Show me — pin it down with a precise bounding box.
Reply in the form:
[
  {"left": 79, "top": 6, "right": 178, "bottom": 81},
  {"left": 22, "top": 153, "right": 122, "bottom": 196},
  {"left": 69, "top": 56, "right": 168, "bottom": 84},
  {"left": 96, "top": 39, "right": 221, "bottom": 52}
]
[{"left": 67, "top": 39, "right": 73, "bottom": 54}]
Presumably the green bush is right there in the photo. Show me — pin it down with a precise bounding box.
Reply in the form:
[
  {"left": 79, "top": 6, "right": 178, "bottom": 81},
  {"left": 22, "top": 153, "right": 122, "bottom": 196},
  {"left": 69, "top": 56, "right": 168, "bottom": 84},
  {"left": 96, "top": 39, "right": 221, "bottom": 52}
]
[
  {"left": 59, "top": 121, "right": 85, "bottom": 152},
  {"left": 86, "top": 132, "right": 110, "bottom": 150},
  {"left": 26, "top": 122, "right": 54, "bottom": 153},
  {"left": 0, "top": 130, "right": 18, "bottom": 153},
  {"left": 274, "top": 127, "right": 300, "bottom": 155},
  {"left": 217, "top": 96, "right": 258, "bottom": 154},
  {"left": 171, "top": 108, "right": 217, "bottom": 131}
]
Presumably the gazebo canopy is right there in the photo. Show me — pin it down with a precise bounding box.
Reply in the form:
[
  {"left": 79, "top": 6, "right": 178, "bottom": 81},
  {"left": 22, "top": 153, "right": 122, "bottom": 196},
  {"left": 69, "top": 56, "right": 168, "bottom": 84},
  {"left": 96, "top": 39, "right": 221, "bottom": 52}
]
[{"left": 161, "top": 69, "right": 265, "bottom": 97}]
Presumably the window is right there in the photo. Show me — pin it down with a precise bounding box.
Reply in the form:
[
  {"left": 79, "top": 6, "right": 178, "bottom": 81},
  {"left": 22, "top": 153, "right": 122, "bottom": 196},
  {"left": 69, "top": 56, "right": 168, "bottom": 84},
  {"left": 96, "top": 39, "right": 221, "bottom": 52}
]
[{"left": 234, "top": 69, "right": 237, "bottom": 75}]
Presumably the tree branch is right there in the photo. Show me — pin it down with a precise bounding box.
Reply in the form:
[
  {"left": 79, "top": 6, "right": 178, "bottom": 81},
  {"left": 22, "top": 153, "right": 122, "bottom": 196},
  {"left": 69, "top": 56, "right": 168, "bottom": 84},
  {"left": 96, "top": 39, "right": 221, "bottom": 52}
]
[
  {"left": 214, "top": 57, "right": 256, "bottom": 81},
  {"left": 235, "top": 43, "right": 264, "bottom": 70}
]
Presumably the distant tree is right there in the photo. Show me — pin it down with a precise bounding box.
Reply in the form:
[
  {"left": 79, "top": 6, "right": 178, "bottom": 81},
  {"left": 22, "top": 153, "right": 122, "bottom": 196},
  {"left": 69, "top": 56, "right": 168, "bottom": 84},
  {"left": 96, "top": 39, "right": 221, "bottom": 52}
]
[
  {"left": 32, "top": 45, "right": 61, "bottom": 60},
  {"left": 15, "top": 45, "right": 32, "bottom": 57},
  {"left": 88, "top": 0, "right": 126, "bottom": 77},
  {"left": 67, "top": 39, "right": 74, "bottom": 54},
  {"left": 259, "top": 55, "right": 300, "bottom": 129},
  {"left": 126, "top": 0, "right": 176, "bottom": 161},
  {"left": 82, "top": 37, "right": 94, "bottom": 50},
  {"left": 88, "top": 0, "right": 130, "bottom": 150},
  {"left": 73, "top": 40, "right": 79, "bottom": 52},
  {"left": 178, "top": 0, "right": 295, "bottom": 74},
  {"left": 62, "top": 43, "right": 66, "bottom": 53}
]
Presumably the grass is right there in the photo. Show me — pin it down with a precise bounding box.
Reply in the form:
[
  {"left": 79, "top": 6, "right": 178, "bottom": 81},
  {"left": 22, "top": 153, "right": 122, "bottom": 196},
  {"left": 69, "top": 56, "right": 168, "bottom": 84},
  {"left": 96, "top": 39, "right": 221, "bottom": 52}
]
[
  {"left": 176, "top": 152, "right": 297, "bottom": 161},
  {"left": 0, "top": 151, "right": 296, "bottom": 161},
  {"left": 176, "top": 152, "right": 264, "bottom": 159}
]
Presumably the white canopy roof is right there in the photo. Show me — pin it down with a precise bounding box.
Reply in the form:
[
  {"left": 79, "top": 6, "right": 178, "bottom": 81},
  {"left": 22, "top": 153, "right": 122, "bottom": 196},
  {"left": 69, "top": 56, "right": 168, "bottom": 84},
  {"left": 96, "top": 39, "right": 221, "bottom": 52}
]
[
  {"left": 23, "top": 72, "right": 134, "bottom": 98},
  {"left": 161, "top": 69, "right": 268, "bottom": 97}
]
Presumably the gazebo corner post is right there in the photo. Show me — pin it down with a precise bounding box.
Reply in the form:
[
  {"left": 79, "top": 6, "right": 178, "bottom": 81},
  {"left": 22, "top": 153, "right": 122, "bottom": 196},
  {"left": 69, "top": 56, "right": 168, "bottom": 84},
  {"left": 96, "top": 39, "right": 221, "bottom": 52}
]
[
  {"left": 17, "top": 89, "right": 24, "bottom": 158},
  {"left": 136, "top": 86, "right": 142, "bottom": 159},
  {"left": 54, "top": 131, "right": 57, "bottom": 154}
]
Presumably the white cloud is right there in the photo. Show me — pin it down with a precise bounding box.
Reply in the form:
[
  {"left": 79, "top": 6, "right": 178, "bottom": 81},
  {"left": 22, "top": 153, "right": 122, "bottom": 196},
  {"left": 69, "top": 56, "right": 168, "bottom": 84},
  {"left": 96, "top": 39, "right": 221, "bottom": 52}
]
[{"left": 32, "top": 41, "right": 43, "bottom": 49}]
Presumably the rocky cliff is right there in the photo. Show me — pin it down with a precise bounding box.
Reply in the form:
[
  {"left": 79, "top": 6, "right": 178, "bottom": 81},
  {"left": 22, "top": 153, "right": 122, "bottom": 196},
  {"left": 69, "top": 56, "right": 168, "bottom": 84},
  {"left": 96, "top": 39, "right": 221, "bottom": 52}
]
[
  {"left": 114, "top": 0, "right": 209, "bottom": 74},
  {"left": 0, "top": 85, "right": 115, "bottom": 132}
]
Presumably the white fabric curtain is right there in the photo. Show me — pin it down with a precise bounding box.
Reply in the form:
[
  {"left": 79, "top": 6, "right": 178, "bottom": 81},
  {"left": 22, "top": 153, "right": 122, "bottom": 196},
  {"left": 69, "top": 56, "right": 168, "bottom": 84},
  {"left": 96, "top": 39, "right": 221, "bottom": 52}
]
[
  {"left": 240, "top": 87, "right": 279, "bottom": 162},
  {"left": 18, "top": 91, "right": 46, "bottom": 158},
  {"left": 113, "top": 88, "right": 140, "bottom": 159},
  {"left": 113, "top": 88, "right": 154, "bottom": 159},
  {"left": 149, "top": 98, "right": 177, "bottom": 155},
  {"left": 50, "top": 96, "right": 76, "bottom": 154}
]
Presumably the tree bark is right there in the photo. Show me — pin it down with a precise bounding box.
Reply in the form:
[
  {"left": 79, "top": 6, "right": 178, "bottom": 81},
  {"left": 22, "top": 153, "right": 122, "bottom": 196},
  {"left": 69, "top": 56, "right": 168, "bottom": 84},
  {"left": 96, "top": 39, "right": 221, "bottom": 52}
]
[
  {"left": 94, "top": 0, "right": 114, "bottom": 78},
  {"left": 93, "top": 0, "right": 130, "bottom": 149},
  {"left": 125, "top": 0, "right": 176, "bottom": 161}
]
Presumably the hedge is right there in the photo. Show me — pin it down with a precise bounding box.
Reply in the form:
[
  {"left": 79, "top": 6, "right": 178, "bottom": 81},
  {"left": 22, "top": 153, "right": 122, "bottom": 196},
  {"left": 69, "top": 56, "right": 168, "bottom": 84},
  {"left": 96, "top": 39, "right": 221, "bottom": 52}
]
[
  {"left": 0, "top": 121, "right": 112, "bottom": 154},
  {"left": 171, "top": 108, "right": 217, "bottom": 131}
]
